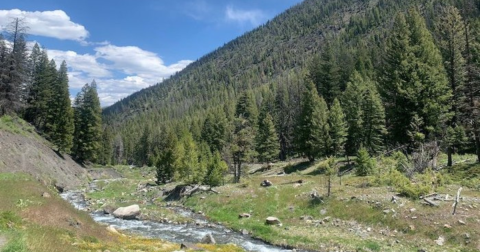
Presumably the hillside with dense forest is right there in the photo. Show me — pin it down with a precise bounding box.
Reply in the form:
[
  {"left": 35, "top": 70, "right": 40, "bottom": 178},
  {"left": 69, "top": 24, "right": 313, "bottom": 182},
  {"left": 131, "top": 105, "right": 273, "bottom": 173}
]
[{"left": 101, "top": 0, "right": 480, "bottom": 174}]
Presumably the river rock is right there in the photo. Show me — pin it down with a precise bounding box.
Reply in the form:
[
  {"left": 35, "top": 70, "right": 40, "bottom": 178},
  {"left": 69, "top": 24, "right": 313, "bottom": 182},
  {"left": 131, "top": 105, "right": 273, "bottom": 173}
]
[
  {"left": 103, "top": 205, "right": 116, "bottom": 215},
  {"left": 261, "top": 180, "right": 273, "bottom": 187},
  {"left": 241, "top": 229, "right": 249, "bottom": 235},
  {"left": 239, "top": 213, "right": 251, "bottom": 218},
  {"left": 113, "top": 205, "right": 141, "bottom": 220},
  {"left": 201, "top": 233, "right": 216, "bottom": 244},
  {"left": 265, "top": 216, "right": 281, "bottom": 225},
  {"left": 42, "top": 192, "right": 51, "bottom": 198},
  {"left": 55, "top": 183, "right": 65, "bottom": 193}
]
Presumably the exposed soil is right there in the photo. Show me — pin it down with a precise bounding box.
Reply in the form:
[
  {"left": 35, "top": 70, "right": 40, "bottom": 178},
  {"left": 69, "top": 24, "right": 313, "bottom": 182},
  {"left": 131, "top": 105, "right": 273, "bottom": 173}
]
[{"left": 0, "top": 130, "right": 87, "bottom": 189}]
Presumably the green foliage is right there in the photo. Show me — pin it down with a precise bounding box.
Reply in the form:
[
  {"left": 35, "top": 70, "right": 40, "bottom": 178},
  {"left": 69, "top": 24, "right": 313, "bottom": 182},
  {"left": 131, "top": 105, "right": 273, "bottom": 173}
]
[
  {"left": 48, "top": 61, "right": 75, "bottom": 153},
  {"left": 328, "top": 98, "right": 347, "bottom": 157},
  {"left": 256, "top": 109, "right": 280, "bottom": 163},
  {"left": 72, "top": 81, "right": 102, "bottom": 163},
  {"left": 308, "top": 43, "right": 341, "bottom": 105},
  {"left": 297, "top": 79, "right": 330, "bottom": 161},
  {"left": 175, "top": 131, "right": 203, "bottom": 184},
  {"left": 204, "top": 151, "right": 228, "bottom": 187},
  {"left": 380, "top": 9, "right": 451, "bottom": 144},
  {"left": 156, "top": 129, "right": 178, "bottom": 184},
  {"left": 201, "top": 109, "right": 228, "bottom": 152},
  {"left": 356, "top": 147, "right": 376, "bottom": 176}
]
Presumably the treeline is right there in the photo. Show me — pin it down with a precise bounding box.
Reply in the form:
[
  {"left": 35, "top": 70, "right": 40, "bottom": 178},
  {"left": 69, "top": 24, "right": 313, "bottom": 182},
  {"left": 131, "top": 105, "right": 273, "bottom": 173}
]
[
  {"left": 0, "top": 19, "right": 102, "bottom": 163},
  {"left": 99, "top": 0, "right": 480, "bottom": 185}
]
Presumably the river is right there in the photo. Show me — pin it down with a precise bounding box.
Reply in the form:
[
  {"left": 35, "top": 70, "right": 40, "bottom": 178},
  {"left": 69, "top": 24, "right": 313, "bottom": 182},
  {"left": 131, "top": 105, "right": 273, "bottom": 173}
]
[{"left": 61, "top": 186, "right": 304, "bottom": 252}]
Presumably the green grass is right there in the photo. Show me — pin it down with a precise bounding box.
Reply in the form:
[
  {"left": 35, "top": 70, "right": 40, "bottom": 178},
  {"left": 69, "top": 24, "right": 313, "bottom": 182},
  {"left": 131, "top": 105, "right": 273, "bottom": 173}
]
[{"left": 0, "top": 115, "right": 37, "bottom": 138}]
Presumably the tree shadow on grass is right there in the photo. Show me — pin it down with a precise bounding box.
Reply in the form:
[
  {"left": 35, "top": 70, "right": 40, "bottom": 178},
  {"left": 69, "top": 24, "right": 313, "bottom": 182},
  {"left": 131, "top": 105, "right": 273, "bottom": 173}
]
[{"left": 284, "top": 161, "right": 312, "bottom": 174}]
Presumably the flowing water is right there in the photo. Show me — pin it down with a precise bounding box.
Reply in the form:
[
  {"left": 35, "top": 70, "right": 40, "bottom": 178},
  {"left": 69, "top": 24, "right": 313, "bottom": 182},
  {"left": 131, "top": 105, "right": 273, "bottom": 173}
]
[{"left": 61, "top": 185, "right": 304, "bottom": 252}]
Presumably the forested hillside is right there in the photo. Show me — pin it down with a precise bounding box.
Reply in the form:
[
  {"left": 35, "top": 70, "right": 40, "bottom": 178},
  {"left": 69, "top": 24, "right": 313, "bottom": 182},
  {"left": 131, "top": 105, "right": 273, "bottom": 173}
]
[{"left": 101, "top": 0, "right": 480, "bottom": 185}]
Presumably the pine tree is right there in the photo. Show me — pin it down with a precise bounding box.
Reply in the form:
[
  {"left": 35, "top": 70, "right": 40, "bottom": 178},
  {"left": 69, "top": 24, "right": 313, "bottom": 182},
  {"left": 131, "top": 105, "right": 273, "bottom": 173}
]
[
  {"left": 100, "top": 126, "right": 113, "bottom": 165},
  {"left": 328, "top": 98, "right": 347, "bottom": 157},
  {"left": 342, "top": 72, "right": 365, "bottom": 156},
  {"left": 201, "top": 109, "right": 228, "bottom": 152},
  {"left": 135, "top": 125, "right": 152, "bottom": 166},
  {"left": 231, "top": 117, "right": 255, "bottom": 183},
  {"left": 26, "top": 50, "right": 55, "bottom": 130},
  {"left": 356, "top": 147, "right": 375, "bottom": 176},
  {"left": 297, "top": 79, "right": 330, "bottom": 161},
  {"left": 204, "top": 150, "right": 228, "bottom": 187},
  {"left": 273, "top": 85, "right": 295, "bottom": 160},
  {"left": 235, "top": 90, "right": 258, "bottom": 127},
  {"left": 380, "top": 9, "right": 451, "bottom": 145},
  {"left": 308, "top": 43, "right": 340, "bottom": 105},
  {"left": 156, "top": 128, "right": 178, "bottom": 184},
  {"left": 0, "top": 18, "right": 28, "bottom": 115},
  {"left": 49, "top": 61, "right": 74, "bottom": 153},
  {"left": 362, "top": 82, "right": 387, "bottom": 154},
  {"left": 175, "top": 131, "right": 202, "bottom": 184},
  {"left": 256, "top": 109, "right": 280, "bottom": 163},
  {"left": 436, "top": 5, "right": 467, "bottom": 166},
  {"left": 72, "top": 81, "right": 102, "bottom": 163},
  {"left": 462, "top": 18, "right": 480, "bottom": 163}
]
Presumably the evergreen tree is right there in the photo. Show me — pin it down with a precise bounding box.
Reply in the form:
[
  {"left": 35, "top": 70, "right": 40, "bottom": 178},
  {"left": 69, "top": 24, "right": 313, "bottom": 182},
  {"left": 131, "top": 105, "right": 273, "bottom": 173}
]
[
  {"left": 201, "top": 110, "right": 228, "bottom": 152},
  {"left": 135, "top": 125, "right": 152, "bottom": 166},
  {"left": 361, "top": 82, "right": 387, "bottom": 154},
  {"left": 297, "top": 79, "right": 330, "bottom": 161},
  {"left": 204, "top": 150, "right": 228, "bottom": 187},
  {"left": 462, "top": 18, "right": 480, "bottom": 163},
  {"left": 100, "top": 126, "right": 113, "bottom": 165},
  {"left": 380, "top": 9, "right": 451, "bottom": 145},
  {"left": 356, "top": 147, "right": 375, "bottom": 176},
  {"left": 49, "top": 61, "right": 74, "bottom": 153},
  {"left": 308, "top": 43, "right": 340, "bottom": 105},
  {"left": 235, "top": 90, "right": 258, "bottom": 127},
  {"left": 231, "top": 117, "right": 255, "bottom": 183},
  {"left": 0, "top": 18, "right": 28, "bottom": 115},
  {"left": 273, "top": 85, "right": 295, "bottom": 160},
  {"left": 328, "top": 98, "right": 347, "bottom": 157},
  {"left": 342, "top": 72, "right": 365, "bottom": 156},
  {"left": 436, "top": 5, "right": 467, "bottom": 166},
  {"left": 26, "top": 50, "right": 55, "bottom": 130},
  {"left": 72, "top": 81, "right": 102, "bottom": 163},
  {"left": 175, "top": 131, "right": 202, "bottom": 184},
  {"left": 256, "top": 110, "right": 280, "bottom": 163},
  {"left": 155, "top": 128, "right": 178, "bottom": 184}
]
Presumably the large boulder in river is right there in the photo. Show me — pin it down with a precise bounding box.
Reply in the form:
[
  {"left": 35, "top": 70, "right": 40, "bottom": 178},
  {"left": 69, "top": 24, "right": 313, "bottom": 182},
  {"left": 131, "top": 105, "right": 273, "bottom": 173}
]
[
  {"left": 113, "top": 205, "right": 140, "bottom": 220},
  {"left": 265, "top": 216, "right": 281, "bottom": 225}
]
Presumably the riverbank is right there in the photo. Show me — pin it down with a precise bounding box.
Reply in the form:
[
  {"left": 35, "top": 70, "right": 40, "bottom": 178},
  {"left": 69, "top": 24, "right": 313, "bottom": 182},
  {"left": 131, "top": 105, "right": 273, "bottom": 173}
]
[{"left": 83, "top": 162, "right": 480, "bottom": 252}]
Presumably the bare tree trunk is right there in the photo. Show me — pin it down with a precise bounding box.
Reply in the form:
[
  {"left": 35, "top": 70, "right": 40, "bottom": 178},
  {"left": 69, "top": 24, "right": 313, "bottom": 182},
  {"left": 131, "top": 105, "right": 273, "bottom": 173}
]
[
  {"left": 452, "top": 187, "right": 463, "bottom": 215},
  {"left": 327, "top": 175, "right": 331, "bottom": 197}
]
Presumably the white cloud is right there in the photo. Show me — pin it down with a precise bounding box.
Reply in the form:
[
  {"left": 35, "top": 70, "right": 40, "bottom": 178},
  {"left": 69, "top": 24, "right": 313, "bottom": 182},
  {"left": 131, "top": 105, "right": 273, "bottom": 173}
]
[
  {"left": 0, "top": 9, "right": 88, "bottom": 41},
  {"left": 46, "top": 43, "right": 192, "bottom": 106},
  {"left": 225, "top": 6, "right": 266, "bottom": 26},
  {"left": 48, "top": 50, "right": 111, "bottom": 80}
]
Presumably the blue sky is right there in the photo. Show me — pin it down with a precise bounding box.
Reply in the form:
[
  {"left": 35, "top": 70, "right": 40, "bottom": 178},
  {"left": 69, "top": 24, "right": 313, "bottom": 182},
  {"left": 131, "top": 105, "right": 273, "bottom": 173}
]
[{"left": 0, "top": 0, "right": 303, "bottom": 106}]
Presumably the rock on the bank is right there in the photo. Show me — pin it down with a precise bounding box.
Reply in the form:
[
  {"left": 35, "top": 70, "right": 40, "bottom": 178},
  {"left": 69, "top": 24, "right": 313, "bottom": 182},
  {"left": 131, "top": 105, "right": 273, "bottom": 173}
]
[
  {"left": 265, "top": 216, "right": 281, "bottom": 225},
  {"left": 112, "top": 205, "right": 141, "bottom": 220}
]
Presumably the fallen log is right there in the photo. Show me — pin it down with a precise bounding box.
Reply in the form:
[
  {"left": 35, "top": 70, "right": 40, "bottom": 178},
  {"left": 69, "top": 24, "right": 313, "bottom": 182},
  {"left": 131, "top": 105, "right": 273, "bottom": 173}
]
[{"left": 423, "top": 198, "right": 439, "bottom": 207}]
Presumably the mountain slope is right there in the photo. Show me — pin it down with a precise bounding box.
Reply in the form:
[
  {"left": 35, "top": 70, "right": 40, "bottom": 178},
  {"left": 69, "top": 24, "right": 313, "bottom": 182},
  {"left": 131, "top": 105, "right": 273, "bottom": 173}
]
[
  {"left": 102, "top": 0, "right": 480, "bottom": 163},
  {"left": 0, "top": 116, "right": 87, "bottom": 189}
]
